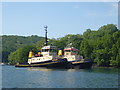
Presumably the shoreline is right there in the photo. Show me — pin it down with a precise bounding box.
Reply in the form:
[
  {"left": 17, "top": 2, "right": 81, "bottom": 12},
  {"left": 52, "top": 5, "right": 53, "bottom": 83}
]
[
  {"left": 92, "top": 64, "right": 120, "bottom": 69},
  {"left": 1, "top": 62, "right": 119, "bottom": 69}
]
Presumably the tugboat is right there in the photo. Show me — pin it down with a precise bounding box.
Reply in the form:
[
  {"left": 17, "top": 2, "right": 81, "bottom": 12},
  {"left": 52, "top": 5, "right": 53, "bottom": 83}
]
[
  {"left": 64, "top": 43, "right": 93, "bottom": 69},
  {"left": 15, "top": 26, "right": 68, "bottom": 68}
]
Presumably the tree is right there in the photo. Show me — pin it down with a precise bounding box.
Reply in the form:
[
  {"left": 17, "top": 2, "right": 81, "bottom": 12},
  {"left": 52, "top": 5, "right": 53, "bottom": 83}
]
[
  {"left": 2, "top": 35, "right": 44, "bottom": 62},
  {"left": 98, "top": 24, "right": 118, "bottom": 33},
  {"left": 8, "top": 45, "right": 37, "bottom": 64},
  {"left": 110, "top": 38, "right": 120, "bottom": 67},
  {"left": 80, "top": 40, "right": 92, "bottom": 59}
]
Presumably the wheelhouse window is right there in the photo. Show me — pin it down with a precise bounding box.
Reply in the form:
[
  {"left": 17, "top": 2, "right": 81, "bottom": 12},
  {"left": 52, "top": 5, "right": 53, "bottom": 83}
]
[
  {"left": 64, "top": 50, "right": 77, "bottom": 55},
  {"left": 42, "top": 49, "right": 57, "bottom": 52},
  {"left": 50, "top": 49, "right": 57, "bottom": 52},
  {"left": 64, "top": 50, "right": 71, "bottom": 52},
  {"left": 42, "top": 49, "right": 49, "bottom": 52}
]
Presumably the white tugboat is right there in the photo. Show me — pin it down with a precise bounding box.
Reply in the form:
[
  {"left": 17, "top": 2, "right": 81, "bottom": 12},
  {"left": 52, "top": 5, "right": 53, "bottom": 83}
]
[
  {"left": 64, "top": 43, "right": 93, "bottom": 69},
  {"left": 15, "top": 26, "right": 68, "bottom": 68}
]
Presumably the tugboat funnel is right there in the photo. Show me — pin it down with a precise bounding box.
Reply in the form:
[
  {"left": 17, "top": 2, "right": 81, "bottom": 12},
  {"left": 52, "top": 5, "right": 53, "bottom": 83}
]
[
  {"left": 38, "top": 51, "right": 41, "bottom": 55},
  {"left": 58, "top": 50, "right": 63, "bottom": 56},
  {"left": 28, "top": 51, "right": 34, "bottom": 58}
]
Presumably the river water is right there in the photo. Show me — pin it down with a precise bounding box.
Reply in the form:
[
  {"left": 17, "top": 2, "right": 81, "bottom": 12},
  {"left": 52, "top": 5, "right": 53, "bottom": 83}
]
[{"left": 1, "top": 65, "right": 119, "bottom": 88}]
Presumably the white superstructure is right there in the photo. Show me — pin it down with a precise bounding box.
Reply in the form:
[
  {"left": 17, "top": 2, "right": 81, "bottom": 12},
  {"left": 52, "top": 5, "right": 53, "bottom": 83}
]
[
  {"left": 28, "top": 45, "right": 58, "bottom": 64},
  {"left": 64, "top": 47, "right": 83, "bottom": 62}
]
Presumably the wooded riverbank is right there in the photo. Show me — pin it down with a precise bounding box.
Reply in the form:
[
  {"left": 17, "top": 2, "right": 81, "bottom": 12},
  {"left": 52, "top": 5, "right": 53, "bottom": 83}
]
[{"left": 1, "top": 24, "right": 120, "bottom": 67}]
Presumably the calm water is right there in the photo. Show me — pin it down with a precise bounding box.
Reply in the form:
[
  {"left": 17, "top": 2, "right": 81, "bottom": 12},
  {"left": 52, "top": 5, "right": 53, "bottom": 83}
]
[{"left": 2, "top": 65, "right": 119, "bottom": 88}]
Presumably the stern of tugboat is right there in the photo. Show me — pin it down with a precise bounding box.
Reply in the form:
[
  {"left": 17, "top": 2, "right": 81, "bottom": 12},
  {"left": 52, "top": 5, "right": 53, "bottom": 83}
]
[{"left": 46, "top": 58, "right": 69, "bottom": 69}]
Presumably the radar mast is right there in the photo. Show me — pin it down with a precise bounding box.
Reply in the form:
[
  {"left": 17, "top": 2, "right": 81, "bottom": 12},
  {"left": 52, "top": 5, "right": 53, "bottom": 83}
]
[{"left": 44, "top": 26, "right": 48, "bottom": 46}]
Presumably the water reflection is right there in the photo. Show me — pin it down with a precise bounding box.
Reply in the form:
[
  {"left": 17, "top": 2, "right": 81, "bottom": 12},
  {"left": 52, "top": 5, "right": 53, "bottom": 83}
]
[
  {"left": 27, "top": 67, "right": 54, "bottom": 72},
  {"left": 3, "top": 65, "right": 119, "bottom": 88},
  {"left": 90, "top": 67, "right": 119, "bottom": 74},
  {"left": 27, "top": 67, "right": 119, "bottom": 74},
  {"left": 27, "top": 67, "right": 69, "bottom": 72},
  {"left": 27, "top": 67, "right": 92, "bottom": 72}
]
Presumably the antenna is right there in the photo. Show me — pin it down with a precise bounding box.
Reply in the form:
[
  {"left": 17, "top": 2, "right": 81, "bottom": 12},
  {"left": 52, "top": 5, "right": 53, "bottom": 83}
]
[{"left": 44, "top": 26, "right": 48, "bottom": 46}]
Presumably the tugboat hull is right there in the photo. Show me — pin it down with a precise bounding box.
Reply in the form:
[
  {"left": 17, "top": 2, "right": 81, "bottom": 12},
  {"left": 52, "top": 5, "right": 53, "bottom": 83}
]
[
  {"left": 71, "top": 61, "right": 93, "bottom": 69},
  {"left": 15, "top": 58, "right": 68, "bottom": 68}
]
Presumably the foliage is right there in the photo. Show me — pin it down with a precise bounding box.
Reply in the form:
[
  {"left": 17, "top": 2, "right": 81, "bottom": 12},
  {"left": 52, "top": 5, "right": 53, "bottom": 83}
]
[
  {"left": 2, "top": 24, "right": 120, "bottom": 67},
  {"left": 1, "top": 35, "right": 44, "bottom": 62},
  {"left": 8, "top": 45, "right": 37, "bottom": 64},
  {"left": 82, "top": 24, "right": 120, "bottom": 67}
]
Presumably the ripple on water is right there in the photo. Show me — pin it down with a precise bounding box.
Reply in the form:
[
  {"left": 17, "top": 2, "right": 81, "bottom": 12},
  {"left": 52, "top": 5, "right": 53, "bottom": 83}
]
[{"left": 2, "top": 65, "right": 119, "bottom": 88}]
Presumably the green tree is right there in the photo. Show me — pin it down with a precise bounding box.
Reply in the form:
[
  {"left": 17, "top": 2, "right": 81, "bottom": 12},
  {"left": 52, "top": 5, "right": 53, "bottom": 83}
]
[
  {"left": 2, "top": 35, "right": 44, "bottom": 62},
  {"left": 8, "top": 45, "right": 37, "bottom": 64},
  {"left": 80, "top": 40, "right": 92, "bottom": 59}
]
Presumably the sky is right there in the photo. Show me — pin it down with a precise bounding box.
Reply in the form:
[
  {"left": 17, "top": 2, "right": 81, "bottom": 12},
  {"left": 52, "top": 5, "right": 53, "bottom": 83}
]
[{"left": 1, "top": 0, "right": 119, "bottom": 39}]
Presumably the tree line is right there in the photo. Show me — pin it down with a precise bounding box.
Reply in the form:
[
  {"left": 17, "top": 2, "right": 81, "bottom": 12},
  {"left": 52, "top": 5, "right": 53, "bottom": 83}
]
[
  {"left": 1, "top": 24, "right": 120, "bottom": 67},
  {"left": 1, "top": 35, "right": 44, "bottom": 63}
]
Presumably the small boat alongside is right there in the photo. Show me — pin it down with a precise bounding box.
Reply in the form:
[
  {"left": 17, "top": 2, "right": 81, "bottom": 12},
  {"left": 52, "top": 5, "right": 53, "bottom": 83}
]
[{"left": 63, "top": 43, "right": 93, "bottom": 69}]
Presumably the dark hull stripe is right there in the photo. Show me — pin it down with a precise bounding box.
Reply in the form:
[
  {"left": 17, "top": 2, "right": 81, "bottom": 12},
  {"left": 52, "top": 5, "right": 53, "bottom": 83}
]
[{"left": 15, "top": 59, "right": 68, "bottom": 67}]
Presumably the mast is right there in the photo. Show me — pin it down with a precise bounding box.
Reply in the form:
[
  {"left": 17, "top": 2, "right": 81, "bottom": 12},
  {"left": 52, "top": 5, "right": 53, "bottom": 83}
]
[{"left": 44, "top": 26, "right": 48, "bottom": 46}]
